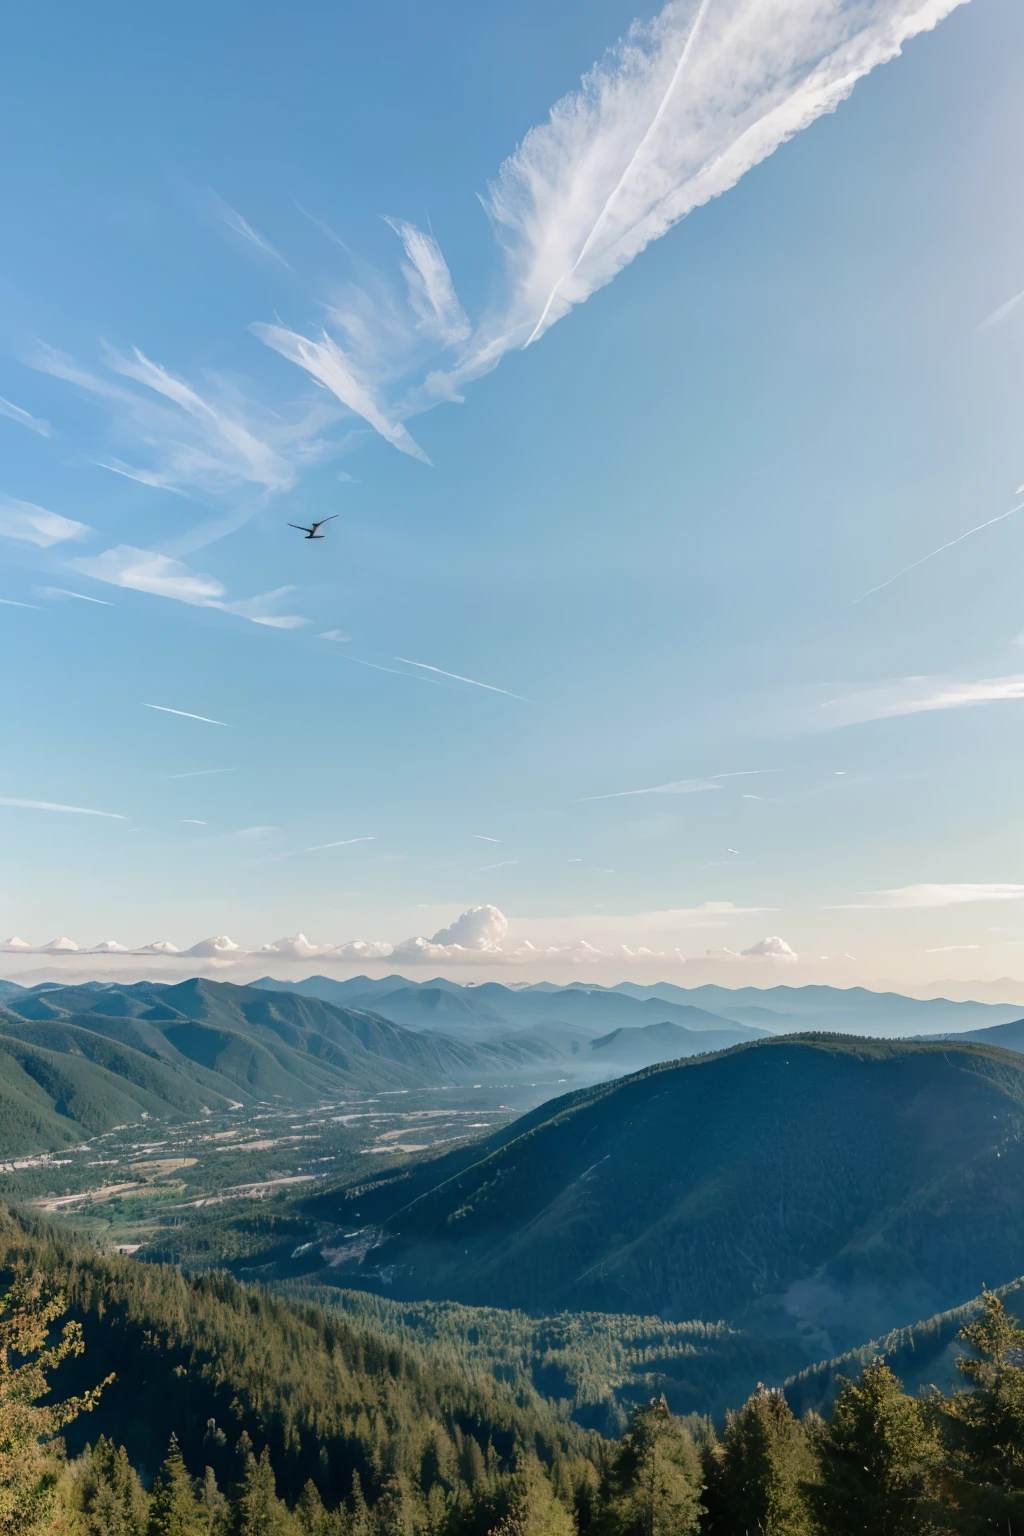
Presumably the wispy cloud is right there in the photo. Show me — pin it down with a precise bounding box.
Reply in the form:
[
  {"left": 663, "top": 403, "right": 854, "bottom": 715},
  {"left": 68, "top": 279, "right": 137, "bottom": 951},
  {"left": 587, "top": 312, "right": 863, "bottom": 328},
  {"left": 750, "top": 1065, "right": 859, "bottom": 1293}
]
[
  {"left": 852, "top": 499, "right": 1024, "bottom": 604},
  {"left": 336, "top": 654, "right": 462, "bottom": 689},
  {"left": 71, "top": 545, "right": 309, "bottom": 630},
  {"left": 925, "top": 943, "right": 981, "bottom": 952},
  {"left": 394, "top": 657, "right": 530, "bottom": 700},
  {"left": 0, "top": 598, "right": 43, "bottom": 610},
  {"left": 33, "top": 343, "right": 333, "bottom": 502},
  {"left": 451, "top": 0, "right": 970, "bottom": 377},
  {"left": 251, "top": 324, "right": 431, "bottom": 464},
  {"left": 820, "top": 674, "right": 1024, "bottom": 727},
  {"left": 0, "top": 395, "right": 51, "bottom": 436},
  {"left": 0, "top": 796, "right": 125, "bottom": 819},
  {"left": 143, "top": 703, "right": 231, "bottom": 727},
  {"left": 836, "top": 883, "right": 1024, "bottom": 910},
  {"left": 579, "top": 768, "right": 776, "bottom": 801},
  {"left": 978, "top": 288, "right": 1024, "bottom": 331},
  {"left": 36, "top": 587, "right": 113, "bottom": 606},
  {"left": 474, "top": 835, "right": 502, "bottom": 842},
  {"left": 210, "top": 190, "right": 292, "bottom": 270},
  {"left": 478, "top": 859, "right": 518, "bottom": 871},
  {"left": 385, "top": 218, "right": 470, "bottom": 346},
  {"left": 0, "top": 495, "right": 89, "bottom": 549},
  {"left": 320, "top": 630, "right": 351, "bottom": 642},
  {"left": 162, "top": 767, "right": 241, "bottom": 780}
]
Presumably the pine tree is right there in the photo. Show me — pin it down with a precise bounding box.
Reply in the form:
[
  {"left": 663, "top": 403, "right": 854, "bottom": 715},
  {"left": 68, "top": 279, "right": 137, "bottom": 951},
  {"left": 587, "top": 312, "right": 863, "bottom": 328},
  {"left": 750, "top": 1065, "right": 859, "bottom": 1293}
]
[
  {"left": 232, "top": 1448, "right": 300, "bottom": 1536},
  {"left": 705, "top": 1385, "right": 816, "bottom": 1535},
  {"left": 931, "top": 1290, "right": 1024, "bottom": 1532},
  {"left": 148, "top": 1435, "right": 203, "bottom": 1536},
  {"left": 79, "top": 1439, "right": 150, "bottom": 1536},
  {"left": 606, "top": 1398, "right": 703, "bottom": 1536},
  {"left": 199, "top": 1466, "right": 228, "bottom": 1536},
  {"left": 806, "top": 1363, "right": 943, "bottom": 1535},
  {"left": 0, "top": 1274, "right": 112, "bottom": 1535}
]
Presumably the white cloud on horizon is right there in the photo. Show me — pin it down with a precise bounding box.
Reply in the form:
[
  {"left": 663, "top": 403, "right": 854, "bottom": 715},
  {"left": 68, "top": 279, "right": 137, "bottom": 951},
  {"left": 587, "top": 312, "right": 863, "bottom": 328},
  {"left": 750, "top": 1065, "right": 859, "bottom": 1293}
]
[{"left": 837, "top": 883, "right": 1024, "bottom": 909}]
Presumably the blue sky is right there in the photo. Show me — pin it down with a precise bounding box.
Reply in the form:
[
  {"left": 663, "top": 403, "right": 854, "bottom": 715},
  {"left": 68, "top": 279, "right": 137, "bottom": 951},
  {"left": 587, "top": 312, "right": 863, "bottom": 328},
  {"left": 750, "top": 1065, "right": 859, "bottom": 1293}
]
[{"left": 1, "top": 0, "right": 1023, "bottom": 987}]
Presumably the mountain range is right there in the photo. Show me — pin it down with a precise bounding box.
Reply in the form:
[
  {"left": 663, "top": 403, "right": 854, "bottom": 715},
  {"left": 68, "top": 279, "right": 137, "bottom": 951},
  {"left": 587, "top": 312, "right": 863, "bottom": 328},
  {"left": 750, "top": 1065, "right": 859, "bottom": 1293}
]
[
  {"left": 0, "top": 977, "right": 581, "bottom": 1154},
  {"left": 253, "top": 973, "right": 1024, "bottom": 1038},
  {"left": 318, "top": 1035, "right": 1024, "bottom": 1355}
]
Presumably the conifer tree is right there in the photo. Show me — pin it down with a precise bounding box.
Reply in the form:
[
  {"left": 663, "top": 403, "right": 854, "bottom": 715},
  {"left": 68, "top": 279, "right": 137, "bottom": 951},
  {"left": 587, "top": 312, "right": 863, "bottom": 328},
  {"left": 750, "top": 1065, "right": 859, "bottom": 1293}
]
[
  {"left": 232, "top": 1448, "right": 300, "bottom": 1536},
  {"left": 704, "top": 1385, "right": 816, "bottom": 1536},
  {"left": 148, "top": 1435, "right": 203, "bottom": 1536},
  {"left": 806, "top": 1362, "right": 943, "bottom": 1535},
  {"left": 199, "top": 1466, "right": 228, "bottom": 1536},
  {"left": 78, "top": 1438, "right": 150, "bottom": 1536},
  {"left": 0, "top": 1275, "right": 111, "bottom": 1535},
  {"left": 931, "top": 1290, "right": 1024, "bottom": 1532},
  {"left": 605, "top": 1398, "right": 703, "bottom": 1536}
]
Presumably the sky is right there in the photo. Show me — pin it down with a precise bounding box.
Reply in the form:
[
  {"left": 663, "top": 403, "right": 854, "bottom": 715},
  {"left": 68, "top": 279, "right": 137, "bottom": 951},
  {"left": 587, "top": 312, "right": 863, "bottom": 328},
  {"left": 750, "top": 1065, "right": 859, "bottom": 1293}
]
[{"left": 1, "top": 0, "right": 1024, "bottom": 991}]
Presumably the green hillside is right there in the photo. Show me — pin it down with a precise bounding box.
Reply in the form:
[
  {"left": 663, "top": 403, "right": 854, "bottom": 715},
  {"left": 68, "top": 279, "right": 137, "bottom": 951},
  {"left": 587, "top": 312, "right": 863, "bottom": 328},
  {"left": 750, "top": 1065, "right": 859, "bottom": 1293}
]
[
  {"left": 334, "top": 1035, "right": 1024, "bottom": 1349},
  {"left": 0, "top": 978, "right": 565, "bottom": 1153}
]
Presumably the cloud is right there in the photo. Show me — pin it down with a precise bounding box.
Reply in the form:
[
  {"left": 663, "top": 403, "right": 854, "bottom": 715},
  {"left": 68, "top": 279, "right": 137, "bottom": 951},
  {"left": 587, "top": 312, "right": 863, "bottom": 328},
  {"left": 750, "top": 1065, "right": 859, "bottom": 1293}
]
[
  {"left": 394, "top": 657, "right": 530, "bottom": 701},
  {"left": 320, "top": 630, "right": 351, "bottom": 643},
  {"left": 183, "top": 935, "right": 240, "bottom": 957},
  {"left": 579, "top": 769, "right": 776, "bottom": 801},
  {"left": 429, "top": 904, "right": 509, "bottom": 950},
  {"left": 210, "top": 190, "right": 292, "bottom": 269},
  {"left": 0, "top": 598, "right": 43, "bottom": 610},
  {"left": 978, "top": 288, "right": 1024, "bottom": 331},
  {"left": 74, "top": 545, "right": 225, "bottom": 605},
  {"left": 821, "top": 674, "right": 1024, "bottom": 727},
  {"left": 0, "top": 395, "right": 51, "bottom": 436},
  {"left": 741, "top": 935, "right": 797, "bottom": 961},
  {"left": 251, "top": 324, "right": 431, "bottom": 464},
  {"left": 474, "top": 835, "right": 501, "bottom": 842},
  {"left": 925, "top": 944, "right": 981, "bottom": 952},
  {"left": 136, "top": 941, "right": 181, "bottom": 954},
  {"left": 838, "top": 883, "right": 1024, "bottom": 909},
  {"left": 36, "top": 587, "right": 113, "bottom": 606},
  {"left": 852, "top": 499, "right": 1024, "bottom": 603},
  {"left": 0, "top": 796, "right": 125, "bottom": 819},
  {"left": 33, "top": 343, "right": 332, "bottom": 501},
  {"left": 384, "top": 218, "right": 470, "bottom": 346},
  {"left": 163, "top": 768, "right": 240, "bottom": 780},
  {"left": 89, "top": 940, "right": 129, "bottom": 953},
  {"left": 142, "top": 704, "right": 230, "bottom": 727},
  {"left": 459, "top": 0, "right": 968, "bottom": 370},
  {"left": 71, "top": 545, "right": 309, "bottom": 630},
  {"left": 0, "top": 495, "right": 89, "bottom": 548}
]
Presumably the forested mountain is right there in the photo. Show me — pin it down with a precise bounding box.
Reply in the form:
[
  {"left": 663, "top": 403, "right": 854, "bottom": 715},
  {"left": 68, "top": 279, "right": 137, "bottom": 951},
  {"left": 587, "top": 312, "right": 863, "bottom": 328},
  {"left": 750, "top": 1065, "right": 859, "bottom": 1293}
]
[
  {"left": 253, "top": 974, "right": 1023, "bottom": 1038},
  {"left": 10, "top": 1202, "right": 1024, "bottom": 1536},
  {"left": 327, "top": 1036, "right": 1024, "bottom": 1351},
  {"left": 0, "top": 979, "right": 570, "bottom": 1154}
]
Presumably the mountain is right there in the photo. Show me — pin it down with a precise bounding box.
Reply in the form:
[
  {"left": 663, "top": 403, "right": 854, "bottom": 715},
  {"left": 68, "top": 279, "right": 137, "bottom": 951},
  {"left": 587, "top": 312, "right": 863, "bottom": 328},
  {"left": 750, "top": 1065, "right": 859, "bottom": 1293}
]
[
  {"left": 252, "top": 974, "right": 1022, "bottom": 1038},
  {"left": 0, "top": 977, "right": 569, "bottom": 1154},
  {"left": 943, "top": 1016, "right": 1024, "bottom": 1052},
  {"left": 346, "top": 984, "right": 510, "bottom": 1035},
  {"left": 589, "top": 1019, "right": 765, "bottom": 1068},
  {"left": 328, "top": 1035, "right": 1024, "bottom": 1353}
]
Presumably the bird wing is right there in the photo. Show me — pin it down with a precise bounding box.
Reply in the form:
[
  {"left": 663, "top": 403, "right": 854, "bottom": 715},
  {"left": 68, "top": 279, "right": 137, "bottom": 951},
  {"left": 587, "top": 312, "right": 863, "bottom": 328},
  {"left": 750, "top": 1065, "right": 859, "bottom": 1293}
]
[
  {"left": 288, "top": 523, "right": 313, "bottom": 533},
  {"left": 311, "top": 515, "right": 339, "bottom": 531}
]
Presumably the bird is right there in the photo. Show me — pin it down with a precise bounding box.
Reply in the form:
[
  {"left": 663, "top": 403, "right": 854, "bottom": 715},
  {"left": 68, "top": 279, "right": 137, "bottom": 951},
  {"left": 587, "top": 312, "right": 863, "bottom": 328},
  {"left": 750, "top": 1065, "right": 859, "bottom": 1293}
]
[{"left": 288, "top": 516, "right": 338, "bottom": 540}]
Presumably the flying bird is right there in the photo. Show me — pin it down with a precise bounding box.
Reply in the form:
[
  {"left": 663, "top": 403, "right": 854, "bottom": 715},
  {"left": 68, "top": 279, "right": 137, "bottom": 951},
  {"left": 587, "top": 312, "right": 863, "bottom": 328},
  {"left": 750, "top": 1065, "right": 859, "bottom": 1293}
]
[{"left": 288, "top": 516, "right": 338, "bottom": 540}]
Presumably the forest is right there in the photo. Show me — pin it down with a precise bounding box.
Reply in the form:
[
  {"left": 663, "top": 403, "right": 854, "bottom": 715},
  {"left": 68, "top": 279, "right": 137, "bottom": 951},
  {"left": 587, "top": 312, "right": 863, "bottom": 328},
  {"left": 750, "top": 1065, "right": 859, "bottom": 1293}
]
[{"left": 3, "top": 1203, "right": 1024, "bottom": 1536}]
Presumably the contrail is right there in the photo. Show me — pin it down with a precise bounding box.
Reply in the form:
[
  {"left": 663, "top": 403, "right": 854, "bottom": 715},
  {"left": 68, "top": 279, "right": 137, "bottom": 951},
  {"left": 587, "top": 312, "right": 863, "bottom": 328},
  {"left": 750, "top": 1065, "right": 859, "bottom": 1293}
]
[
  {"left": 524, "top": 0, "right": 714, "bottom": 348},
  {"left": 163, "top": 767, "right": 241, "bottom": 780},
  {"left": 395, "top": 657, "right": 530, "bottom": 701},
  {"left": 852, "top": 500, "right": 1024, "bottom": 604},
  {"left": 143, "top": 703, "right": 231, "bottom": 726}
]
